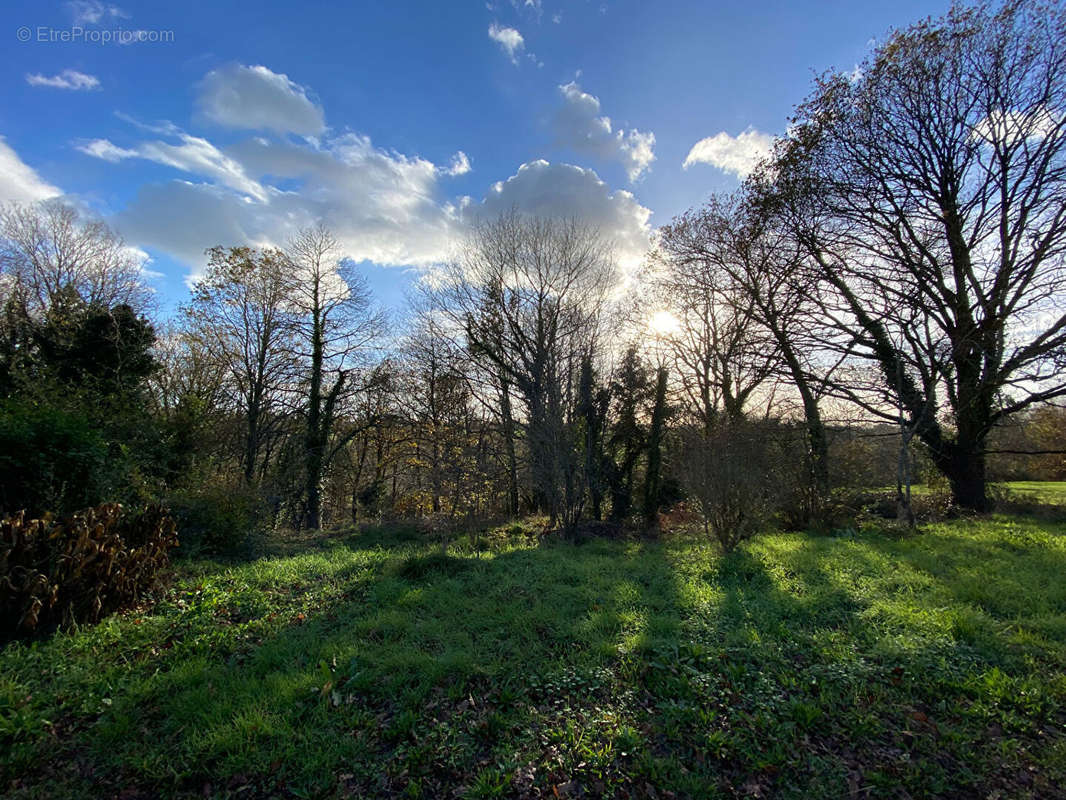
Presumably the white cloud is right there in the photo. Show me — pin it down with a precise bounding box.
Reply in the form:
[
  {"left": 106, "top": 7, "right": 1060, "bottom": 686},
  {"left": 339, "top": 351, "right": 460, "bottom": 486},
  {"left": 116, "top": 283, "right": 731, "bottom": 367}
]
[
  {"left": 518, "top": 0, "right": 542, "bottom": 14},
  {"left": 78, "top": 132, "right": 268, "bottom": 201},
  {"left": 67, "top": 1, "right": 127, "bottom": 24},
  {"left": 972, "top": 107, "right": 1063, "bottom": 147},
  {"left": 488, "top": 23, "right": 524, "bottom": 64},
  {"left": 197, "top": 64, "right": 326, "bottom": 136},
  {"left": 77, "top": 139, "right": 138, "bottom": 162},
  {"left": 441, "top": 151, "right": 472, "bottom": 176},
  {"left": 682, "top": 128, "right": 774, "bottom": 178},
  {"left": 70, "top": 70, "right": 651, "bottom": 285},
  {"left": 106, "top": 131, "right": 467, "bottom": 274},
  {"left": 476, "top": 160, "right": 652, "bottom": 272},
  {"left": 555, "top": 81, "right": 656, "bottom": 182},
  {"left": 0, "top": 137, "right": 62, "bottom": 204},
  {"left": 102, "top": 141, "right": 650, "bottom": 283},
  {"left": 26, "top": 70, "right": 101, "bottom": 90}
]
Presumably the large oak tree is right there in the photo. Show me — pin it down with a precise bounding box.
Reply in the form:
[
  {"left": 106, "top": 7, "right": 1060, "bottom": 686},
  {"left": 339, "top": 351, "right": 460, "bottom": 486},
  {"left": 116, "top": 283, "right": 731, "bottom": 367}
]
[{"left": 769, "top": 0, "right": 1066, "bottom": 509}]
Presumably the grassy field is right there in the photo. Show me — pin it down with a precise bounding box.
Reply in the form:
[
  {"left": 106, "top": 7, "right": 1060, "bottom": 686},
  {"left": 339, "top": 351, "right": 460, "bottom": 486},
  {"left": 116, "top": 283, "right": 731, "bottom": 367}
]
[
  {"left": 1004, "top": 481, "right": 1066, "bottom": 505},
  {"left": 876, "top": 481, "right": 1066, "bottom": 504},
  {"left": 2, "top": 511, "right": 1066, "bottom": 798}
]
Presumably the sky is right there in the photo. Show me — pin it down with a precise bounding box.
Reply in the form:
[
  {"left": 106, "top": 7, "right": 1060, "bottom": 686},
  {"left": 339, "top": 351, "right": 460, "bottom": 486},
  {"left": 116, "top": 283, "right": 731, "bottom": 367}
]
[{"left": 0, "top": 0, "right": 951, "bottom": 317}]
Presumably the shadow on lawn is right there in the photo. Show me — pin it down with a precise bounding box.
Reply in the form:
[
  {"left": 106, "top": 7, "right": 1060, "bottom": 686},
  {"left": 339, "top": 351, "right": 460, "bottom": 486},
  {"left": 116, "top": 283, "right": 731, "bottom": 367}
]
[
  {"left": 51, "top": 533, "right": 691, "bottom": 798},
  {"left": 11, "top": 525, "right": 1065, "bottom": 799}
]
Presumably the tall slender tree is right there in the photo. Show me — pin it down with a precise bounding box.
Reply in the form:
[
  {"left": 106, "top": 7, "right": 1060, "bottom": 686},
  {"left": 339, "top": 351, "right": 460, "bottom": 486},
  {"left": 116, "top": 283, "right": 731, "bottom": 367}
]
[
  {"left": 184, "top": 246, "right": 294, "bottom": 485},
  {"left": 284, "top": 225, "right": 385, "bottom": 529}
]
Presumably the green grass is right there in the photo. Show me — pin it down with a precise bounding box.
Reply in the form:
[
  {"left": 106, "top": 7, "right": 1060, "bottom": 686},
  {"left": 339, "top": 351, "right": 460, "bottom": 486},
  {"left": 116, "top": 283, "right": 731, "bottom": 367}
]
[
  {"left": 2, "top": 514, "right": 1066, "bottom": 799},
  {"left": 872, "top": 481, "right": 1066, "bottom": 504},
  {"left": 1006, "top": 481, "right": 1066, "bottom": 505}
]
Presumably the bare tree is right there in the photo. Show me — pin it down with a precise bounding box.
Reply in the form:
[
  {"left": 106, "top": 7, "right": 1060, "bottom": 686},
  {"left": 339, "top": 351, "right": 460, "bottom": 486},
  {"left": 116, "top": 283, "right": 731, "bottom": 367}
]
[
  {"left": 0, "top": 200, "right": 151, "bottom": 315},
  {"left": 183, "top": 246, "right": 295, "bottom": 485},
  {"left": 768, "top": 0, "right": 1066, "bottom": 510},
  {"left": 397, "top": 306, "right": 475, "bottom": 516},
  {"left": 284, "top": 224, "right": 386, "bottom": 529},
  {"left": 436, "top": 211, "right": 616, "bottom": 528},
  {"left": 653, "top": 208, "right": 779, "bottom": 429},
  {"left": 658, "top": 194, "right": 833, "bottom": 514}
]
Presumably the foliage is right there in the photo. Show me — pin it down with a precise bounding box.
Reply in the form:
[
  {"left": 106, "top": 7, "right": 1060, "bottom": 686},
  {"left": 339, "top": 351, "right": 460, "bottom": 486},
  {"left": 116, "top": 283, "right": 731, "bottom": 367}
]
[
  {"left": 0, "top": 510, "right": 1064, "bottom": 797},
  {"left": 0, "top": 280, "right": 165, "bottom": 517},
  {"left": 0, "top": 400, "right": 114, "bottom": 518},
  {"left": 604, "top": 346, "right": 653, "bottom": 524},
  {"left": 0, "top": 503, "right": 177, "bottom": 639},
  {"left": 166, "top": 481, "right": 263, "bottom": 557}
]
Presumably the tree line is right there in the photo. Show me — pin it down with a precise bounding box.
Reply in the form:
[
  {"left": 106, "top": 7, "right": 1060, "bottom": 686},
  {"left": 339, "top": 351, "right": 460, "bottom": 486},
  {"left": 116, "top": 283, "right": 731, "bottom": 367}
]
[{"left": 1, "top": 0, "right": 1063, "bottom": 549}]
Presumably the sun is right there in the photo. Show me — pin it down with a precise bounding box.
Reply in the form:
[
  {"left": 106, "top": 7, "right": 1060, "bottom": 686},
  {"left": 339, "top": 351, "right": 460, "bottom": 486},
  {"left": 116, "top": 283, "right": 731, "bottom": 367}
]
[{"left": 648, "top": 310, "right": 681, "bottom": 336}]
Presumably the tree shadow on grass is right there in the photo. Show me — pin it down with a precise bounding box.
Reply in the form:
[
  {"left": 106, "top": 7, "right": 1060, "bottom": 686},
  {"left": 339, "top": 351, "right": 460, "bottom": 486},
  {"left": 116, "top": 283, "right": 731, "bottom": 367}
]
[
  {"left": 7, "top": 532, "right": 690, "bottom": 798},
  {"left": 855, "top": 520, "right": 1066, "bottom": 665},
  {"left": 7, "top": 524, "right": 1066, "bottom": 799}
]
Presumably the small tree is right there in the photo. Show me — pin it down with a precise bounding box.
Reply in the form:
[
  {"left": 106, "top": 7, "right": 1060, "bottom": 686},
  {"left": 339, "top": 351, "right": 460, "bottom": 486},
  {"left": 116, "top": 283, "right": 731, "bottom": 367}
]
[
  {"left": 605, "top": 346, "right": 652, "bottom": 522},
  {"left": 677, "top": 422, "right": 780, "bottom": 553}
]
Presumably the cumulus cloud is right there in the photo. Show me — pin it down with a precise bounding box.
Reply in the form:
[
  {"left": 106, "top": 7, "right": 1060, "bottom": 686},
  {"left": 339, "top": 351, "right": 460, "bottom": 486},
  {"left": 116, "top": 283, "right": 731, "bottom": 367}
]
[
  {"left": 476, "top": 159, "right": 652, "bottom": 271},
  {"left": 554, "top": 82, "right": 655, "bottom": 182},
  {"left": 441, "top": 151, "right": 472, "bottom": 176},
  {"left": 682, "top": 128, "right": 774, "bottom": 178},
  {"left": 197, "top": 64, "right": 326, "bottom": 137},
  {"left": 69, "top": 67, "right": 651, "bottom": 286},
  {"left": 98, "top": 128, "right": 467, "bottom": 273},
  {"left": 488, "top": 23, "right": 524, "bottom": 63},
  {"left": 26, "top": 70, "right": 100, "bottom": 90},
  {"left": 0, "top": 137, "right": 62, "bottom": 204},
  {"left": 98, "top": 140, "right": 650, "bottom": 282}
]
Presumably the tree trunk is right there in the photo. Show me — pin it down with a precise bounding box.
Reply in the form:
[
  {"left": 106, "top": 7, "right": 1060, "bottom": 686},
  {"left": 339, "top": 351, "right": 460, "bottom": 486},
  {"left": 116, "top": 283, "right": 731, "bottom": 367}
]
[
  {"left": 528, "top": 396, "right": 555, "bottom": 517},
  {"left": 304, "top": 310, "right": 324, "bottom": 530},
  {"left": 937, "top": 443, "right": 989, "bottom": 512},
  {"left": 243, "top": 405, "right": 259, "bottom": 485},
  {"left": 643, "top": 366, "right": 668, "bottom": 534},
  {"left": 774, "top": 330, "right": 829, "bottom": 514},
  {"left": 499, "top": 378, "right": 520, "bottom": 516}
]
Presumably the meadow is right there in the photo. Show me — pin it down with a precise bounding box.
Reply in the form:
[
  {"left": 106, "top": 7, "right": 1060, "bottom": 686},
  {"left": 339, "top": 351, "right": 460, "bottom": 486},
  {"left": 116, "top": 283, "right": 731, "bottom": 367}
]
[{"left": 2, "top": 491, "right": 1065, "bottom": 799}]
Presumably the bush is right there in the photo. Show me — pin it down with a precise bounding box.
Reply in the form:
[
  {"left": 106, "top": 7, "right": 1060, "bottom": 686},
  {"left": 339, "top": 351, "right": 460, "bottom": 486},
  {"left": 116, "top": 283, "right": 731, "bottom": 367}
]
[
  {"left": 166, "top": 482, "right": 263, "bottom": 556},
  {"left": 675, "top": 422, "right": 784, "bottom": 553},
  {"left": 0, "top": 400, "right": 114, "bottom": 518},
  {"left": 0, "top": 503, "right": 177, "bottom": 639}
]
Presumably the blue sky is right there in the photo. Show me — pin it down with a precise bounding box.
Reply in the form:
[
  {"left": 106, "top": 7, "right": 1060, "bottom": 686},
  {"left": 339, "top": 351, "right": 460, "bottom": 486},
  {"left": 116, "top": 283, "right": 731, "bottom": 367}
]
[{"left": 1, "top": 0, "right": 949, "bottom": 316}]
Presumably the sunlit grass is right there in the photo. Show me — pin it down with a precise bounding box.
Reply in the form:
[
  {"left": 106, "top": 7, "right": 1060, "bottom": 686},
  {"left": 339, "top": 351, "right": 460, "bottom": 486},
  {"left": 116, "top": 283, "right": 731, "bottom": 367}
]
[
  {"left": 1007, "top": 481, "right": 1066, "bottom": 505},
  {"left": 2, "top": 513, "right": 1064, "bottom": 798}
]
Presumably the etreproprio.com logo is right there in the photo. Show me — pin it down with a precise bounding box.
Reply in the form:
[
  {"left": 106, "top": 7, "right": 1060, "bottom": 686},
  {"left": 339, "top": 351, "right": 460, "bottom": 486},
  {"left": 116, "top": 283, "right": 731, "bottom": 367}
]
[{"left": 16, "top": 26, "right": 175, "bottom": 44}]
